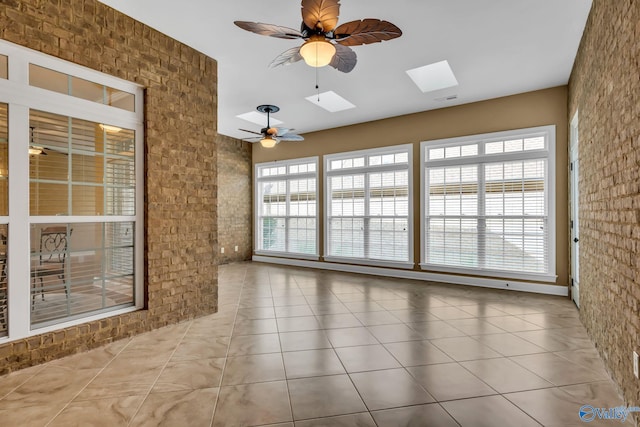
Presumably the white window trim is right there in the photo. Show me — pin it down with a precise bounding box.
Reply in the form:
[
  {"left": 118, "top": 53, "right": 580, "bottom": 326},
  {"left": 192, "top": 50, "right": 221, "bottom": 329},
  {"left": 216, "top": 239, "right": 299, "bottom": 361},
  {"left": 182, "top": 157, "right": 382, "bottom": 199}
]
[
  {"left": 0, "top": 39, "right": 144, "bottom": 342},
  {"left": 420, "top": 125, "right": 557, "bottom": 283},
  {"left": 254, "top": 156, "right": 319, "bottom": 258},
  {"left": 324, "top": 143, "right": 414, "bottom": 267}
]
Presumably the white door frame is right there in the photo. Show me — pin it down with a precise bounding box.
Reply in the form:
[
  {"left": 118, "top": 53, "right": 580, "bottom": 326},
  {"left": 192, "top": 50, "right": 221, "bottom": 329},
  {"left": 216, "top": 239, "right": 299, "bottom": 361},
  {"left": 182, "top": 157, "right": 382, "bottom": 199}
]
[{"left": 570, "top": 111, "right": 580, "bottom": 307}]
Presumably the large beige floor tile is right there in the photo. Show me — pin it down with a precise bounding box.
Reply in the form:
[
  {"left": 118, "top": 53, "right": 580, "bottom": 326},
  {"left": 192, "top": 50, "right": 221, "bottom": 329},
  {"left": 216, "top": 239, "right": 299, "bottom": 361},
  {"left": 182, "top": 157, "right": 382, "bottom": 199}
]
[
  {"left": 153, "top": 357, "right": 225, "bottom": 392},
  {"left": 283, "top": 348, "right": 345, "bottom": 378},
  {"left": 0, "top": 366, "right": 100, "bottom": 409},
  {"left": 350, "top": 368, "right": 435, "bottom": 410},
  {"left": 371, "top": 403, "right": 459, "bottom": 427},
  {"left": 407, "top": 362, "right": 497, "bottom": 401},
  {"left": 335, "top": 344, "right": 401, "bottom": 373},
  {"left": 461, "top": 357, "right": 553, "bottom": 393},
  {"left": 294, "top": 412, "right": 376, "bottom": 427},
  {"left": 383, "top": 340, "right": 453, "bottom": 366},
  {"left": 442, "top": 395, "right": 541, "bottom": 427},
  {"left": 288, "top": 375, "right": 367, "bottom": 420},
  {"left": 130, "top": 388, "right": 218, "bottom": 427},
  {"left": 222, "top": 353, "right": 285, "bottom": 385},
  {"left": 213, "top": 381, "right": 292, "bottom": 427},
  {"left": 49, "top": 395, "right": 144, "bottom": 427}
]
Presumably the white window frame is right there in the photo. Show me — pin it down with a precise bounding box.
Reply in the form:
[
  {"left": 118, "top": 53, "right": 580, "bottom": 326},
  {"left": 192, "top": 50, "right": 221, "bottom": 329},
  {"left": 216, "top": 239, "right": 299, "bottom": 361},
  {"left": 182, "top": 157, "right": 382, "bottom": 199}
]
[
  {"left": 0, "top": 39, "right": 144, "bottom": 342},
  {"left": 324, "top": 144, "right": 414, "bottom": 269},
  {"left": 420, "top": 125, "right": 556, "bottom": 282},
  {"left": 254, "top": 157, "right": 319, "bottom": 260}
]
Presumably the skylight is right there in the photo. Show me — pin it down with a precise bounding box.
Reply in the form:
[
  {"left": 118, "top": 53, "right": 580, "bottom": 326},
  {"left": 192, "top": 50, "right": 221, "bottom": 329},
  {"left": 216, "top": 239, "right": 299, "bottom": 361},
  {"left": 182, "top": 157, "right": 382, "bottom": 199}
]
[
  {"left": 406, "top": 60, "right": 459, "bottom": 93},
  {"left": 236, "top": 111, "right": 283, "bottom": 126},
  {"left": 305, "top": 91, "right": 355, "bottom": 112}
]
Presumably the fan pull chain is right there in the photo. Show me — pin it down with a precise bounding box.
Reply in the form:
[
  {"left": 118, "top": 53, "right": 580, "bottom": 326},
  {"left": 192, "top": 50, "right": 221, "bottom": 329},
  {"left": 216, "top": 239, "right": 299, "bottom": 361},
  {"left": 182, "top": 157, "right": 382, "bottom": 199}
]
[{"left": 315, "top": 66, "right": 320, "bottom": 101}]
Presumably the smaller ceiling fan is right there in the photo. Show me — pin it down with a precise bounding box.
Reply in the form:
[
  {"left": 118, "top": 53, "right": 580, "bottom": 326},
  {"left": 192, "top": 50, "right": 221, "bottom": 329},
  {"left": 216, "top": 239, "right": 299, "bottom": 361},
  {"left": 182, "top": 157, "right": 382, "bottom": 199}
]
[
  {"left": 235, "top": 0, "right": 402, "bottom": 73},
  {"left": 240, "top": 105, "right": 304, "bottom": 148}
]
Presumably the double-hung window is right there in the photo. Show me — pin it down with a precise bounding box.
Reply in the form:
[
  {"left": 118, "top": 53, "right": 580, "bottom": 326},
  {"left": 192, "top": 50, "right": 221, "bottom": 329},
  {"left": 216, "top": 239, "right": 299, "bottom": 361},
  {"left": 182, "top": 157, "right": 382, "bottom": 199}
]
[
  {"left": 325, "top": 144, "right": 413, "bottom": 268},
  {"left": 421, "top": 126, "right": 556, "bottom": 281},
  {"left": 0, "top": 40, "right": 143, "bottom": 340},
  {"left": 255, "top": 158, "right": 318, "bottom": 258}
]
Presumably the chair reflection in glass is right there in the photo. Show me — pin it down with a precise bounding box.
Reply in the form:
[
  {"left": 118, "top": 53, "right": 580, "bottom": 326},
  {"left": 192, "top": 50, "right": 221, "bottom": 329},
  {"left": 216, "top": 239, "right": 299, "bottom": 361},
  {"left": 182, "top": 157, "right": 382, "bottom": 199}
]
[{"left": 31, "top": 226, "right": 72, "bottom": 310}]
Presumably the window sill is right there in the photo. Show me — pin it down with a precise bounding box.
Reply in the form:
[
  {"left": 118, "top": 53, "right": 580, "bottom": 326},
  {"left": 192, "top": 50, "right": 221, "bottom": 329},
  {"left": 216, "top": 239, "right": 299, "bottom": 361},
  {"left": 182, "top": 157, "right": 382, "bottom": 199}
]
[{"left": 419, "top": 263, "right": 557, "bottom": 283}]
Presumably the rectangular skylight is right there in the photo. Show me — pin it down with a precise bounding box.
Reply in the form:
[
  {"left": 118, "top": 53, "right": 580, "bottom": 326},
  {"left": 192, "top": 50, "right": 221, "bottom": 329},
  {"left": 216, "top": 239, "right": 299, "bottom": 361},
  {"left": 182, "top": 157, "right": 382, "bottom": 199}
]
[
  {"left": 406, "top": 60, "right": 459, "bottom": 93},
  {"left": 236, "top": 111, "right": 283, "bottom": 126},
  {"left": 305, "top": 91, "right": 355, "bottom": 112}
]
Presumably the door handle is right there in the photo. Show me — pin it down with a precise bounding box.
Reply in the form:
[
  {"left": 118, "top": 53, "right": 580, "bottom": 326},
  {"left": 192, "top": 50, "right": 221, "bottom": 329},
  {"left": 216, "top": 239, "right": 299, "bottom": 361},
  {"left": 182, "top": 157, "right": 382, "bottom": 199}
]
[{"left": 574, "top": 238, "right": 579, "bottom": 243}]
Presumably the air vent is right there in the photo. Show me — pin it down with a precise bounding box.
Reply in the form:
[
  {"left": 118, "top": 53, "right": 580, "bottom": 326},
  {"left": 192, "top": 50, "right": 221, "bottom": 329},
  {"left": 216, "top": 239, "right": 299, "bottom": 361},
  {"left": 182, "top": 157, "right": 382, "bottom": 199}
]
[{"left": 435, "top": 95, "right": 458, "bottom": 102}]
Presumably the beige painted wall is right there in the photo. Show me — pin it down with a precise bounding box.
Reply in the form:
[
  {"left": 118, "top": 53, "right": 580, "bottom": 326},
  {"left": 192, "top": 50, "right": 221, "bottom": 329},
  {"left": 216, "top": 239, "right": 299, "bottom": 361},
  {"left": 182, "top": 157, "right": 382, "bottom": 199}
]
[{"left": 254, "top": 86, "right": 569, "bottom": 287}]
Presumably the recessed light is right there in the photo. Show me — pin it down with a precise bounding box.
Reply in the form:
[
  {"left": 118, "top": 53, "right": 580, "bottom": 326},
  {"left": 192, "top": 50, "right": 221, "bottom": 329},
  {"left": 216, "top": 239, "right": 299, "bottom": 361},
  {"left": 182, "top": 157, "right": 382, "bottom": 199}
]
[
  {"left": 236, "top": 111, "right": 283, "bottom": 126},
  {"left": 406, "top": 60, "right": 459, "bottom": 93},
  {"left": 305, "top": 91, "right": 355, "bottom": 112}
]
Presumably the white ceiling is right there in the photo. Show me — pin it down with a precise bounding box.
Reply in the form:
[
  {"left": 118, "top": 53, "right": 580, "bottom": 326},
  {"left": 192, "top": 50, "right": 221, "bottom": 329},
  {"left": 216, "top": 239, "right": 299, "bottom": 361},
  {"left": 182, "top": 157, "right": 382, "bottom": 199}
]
[{"left": 97, "top": 0, "right": 592, "bottom": 140}]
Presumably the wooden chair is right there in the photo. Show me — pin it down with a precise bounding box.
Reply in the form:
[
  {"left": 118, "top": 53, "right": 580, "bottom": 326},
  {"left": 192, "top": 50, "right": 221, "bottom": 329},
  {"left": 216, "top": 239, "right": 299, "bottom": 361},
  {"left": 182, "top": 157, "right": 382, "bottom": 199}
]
[{"left": 31, "top": 226, "right": 72, "bottom": 310}]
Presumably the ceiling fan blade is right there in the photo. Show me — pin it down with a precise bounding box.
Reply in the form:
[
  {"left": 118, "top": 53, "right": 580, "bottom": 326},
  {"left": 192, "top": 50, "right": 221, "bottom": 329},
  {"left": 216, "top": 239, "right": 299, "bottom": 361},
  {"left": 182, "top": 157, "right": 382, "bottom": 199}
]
[
  {"left": 334, "top": 19, "right": 402, "bottom": 46},
  {"left": 239, "top": 128, "right": 263, "bottom": 136},
  {"left": 275, "top": 127, "right": 291, "bottom": 136},
  {"left": 234, "top": 21, "right": 303, "bottom": 39},
  {"left": 301, "top": 0, "right": 340, "bottom": 32},
  {"left": 329, "top": 43, "right": 357, "bottom": 73},
  {"left": 279, "top": 134, "right": 305, "bottom": 142},
  {"left": 270, "top": 46, "right": 303, "bottom": 68}
]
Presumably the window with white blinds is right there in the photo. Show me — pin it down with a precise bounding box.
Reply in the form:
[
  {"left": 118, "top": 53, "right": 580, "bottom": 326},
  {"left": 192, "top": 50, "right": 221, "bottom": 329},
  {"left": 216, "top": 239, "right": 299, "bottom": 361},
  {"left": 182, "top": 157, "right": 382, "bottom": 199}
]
[
  {"left": 421, "top": 126, "right": 556, "bottom": 281},
  {"left": 325, "top": 144, "right": 413, "bottom": 268},
  {"left": 255, "top": 158, "right": 318, "bottom": 258},
  {"left": 0, "top": 39, "right": 143, "bottom": 338}
]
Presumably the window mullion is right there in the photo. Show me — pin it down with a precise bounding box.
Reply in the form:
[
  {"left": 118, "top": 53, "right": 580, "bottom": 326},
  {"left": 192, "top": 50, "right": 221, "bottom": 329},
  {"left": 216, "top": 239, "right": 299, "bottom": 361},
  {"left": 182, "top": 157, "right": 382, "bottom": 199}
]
[
  {"left": 7, "top": 104, "right": 31, "bottom": 338},
  {"left": 477, "top": 163, "right": 486, "bottom": 269},
  {"left": 285, "top": 179, "right": 290, "bottom": 253},
  {"left": 364, "top": 172, "right": 370, "bottom": 259}
]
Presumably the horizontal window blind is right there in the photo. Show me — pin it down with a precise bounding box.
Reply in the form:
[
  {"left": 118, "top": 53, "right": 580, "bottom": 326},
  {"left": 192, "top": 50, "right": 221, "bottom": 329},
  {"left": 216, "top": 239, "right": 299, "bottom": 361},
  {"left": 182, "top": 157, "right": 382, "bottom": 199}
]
[
  {"left": 255, "top": 158, "right": 318, "bottom": 256},
  {"left": 326, "top": 145, "right": 412, "bottom": 264},
  {"left": 422, "top": 127, "right": 555, "bottom": 280}
]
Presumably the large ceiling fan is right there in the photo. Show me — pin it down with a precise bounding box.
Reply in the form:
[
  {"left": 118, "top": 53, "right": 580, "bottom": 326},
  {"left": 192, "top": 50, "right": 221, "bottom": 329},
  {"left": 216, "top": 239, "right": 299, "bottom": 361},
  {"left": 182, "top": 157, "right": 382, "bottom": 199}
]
[
  {"left": 234, "top": 0, "right": 402, "bottom": 73},
  {"left": 240, "top": 105, "right": 304, "bottom": 148}
]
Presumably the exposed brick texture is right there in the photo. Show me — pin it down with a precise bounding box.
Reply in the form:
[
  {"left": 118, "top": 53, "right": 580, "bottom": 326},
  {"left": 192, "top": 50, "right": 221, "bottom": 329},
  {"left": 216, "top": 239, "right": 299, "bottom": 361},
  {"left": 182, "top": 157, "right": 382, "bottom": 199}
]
[
  {"left": 568, "top": 0, "right": 640, "bottom": 421},
  {"left": 0, "top": 0, "right": 218, "bottom": 373},
  {"left": 216, "top": 134, "right": 252, "bottom": 264}
]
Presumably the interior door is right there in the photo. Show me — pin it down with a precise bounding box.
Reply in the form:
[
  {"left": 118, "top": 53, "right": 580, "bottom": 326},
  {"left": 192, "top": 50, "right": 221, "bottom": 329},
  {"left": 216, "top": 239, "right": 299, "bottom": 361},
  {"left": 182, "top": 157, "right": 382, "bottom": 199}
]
[{"left": 570, "top": 113, "right": 580, "bottom": 307}]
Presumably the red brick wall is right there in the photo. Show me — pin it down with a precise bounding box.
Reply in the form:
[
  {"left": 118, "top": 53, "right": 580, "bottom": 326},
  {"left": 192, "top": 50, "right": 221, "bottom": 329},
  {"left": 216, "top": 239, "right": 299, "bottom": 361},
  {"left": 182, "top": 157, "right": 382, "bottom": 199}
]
[{"left": 0, "top": 0, "right": 218, "bottom": 373}]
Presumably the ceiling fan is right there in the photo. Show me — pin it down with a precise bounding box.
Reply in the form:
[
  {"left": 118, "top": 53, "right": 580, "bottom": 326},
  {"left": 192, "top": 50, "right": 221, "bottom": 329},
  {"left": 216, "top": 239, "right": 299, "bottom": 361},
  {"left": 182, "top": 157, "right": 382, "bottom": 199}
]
[
  {"left": 29, "top": 126, "right": 68, "bottom": 156},
  {"left": 240, "top": 105, "right": 304, "bottom": 148},
  {"left": 234, "top": 0, "right": 402, "bottom": 73}
]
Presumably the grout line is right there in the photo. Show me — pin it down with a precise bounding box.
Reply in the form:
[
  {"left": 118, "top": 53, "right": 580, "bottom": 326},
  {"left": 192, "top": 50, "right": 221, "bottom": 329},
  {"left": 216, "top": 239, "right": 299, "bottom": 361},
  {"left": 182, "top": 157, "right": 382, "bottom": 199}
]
[
  {"left": 208, "top": 263, "right": 251, "bottom": 427},
  {"left": 43, "top": 334, "right": 134, "bottom": 427},
  {"left": 126, "top": 321, "right": 193, "bottom": 426}
]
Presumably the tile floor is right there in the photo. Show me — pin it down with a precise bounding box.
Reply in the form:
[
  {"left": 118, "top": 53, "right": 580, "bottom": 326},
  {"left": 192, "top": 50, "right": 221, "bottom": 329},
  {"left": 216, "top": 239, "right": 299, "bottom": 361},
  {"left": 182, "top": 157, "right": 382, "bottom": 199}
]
[{"left": 0, "top": 262, "right": 634, "bottom": 426}]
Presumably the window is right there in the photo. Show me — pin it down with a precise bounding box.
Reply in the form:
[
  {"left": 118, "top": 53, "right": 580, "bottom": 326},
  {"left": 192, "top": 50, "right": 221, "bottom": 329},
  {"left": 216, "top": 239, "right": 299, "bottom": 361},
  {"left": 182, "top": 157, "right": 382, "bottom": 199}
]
[
  {"left": 255, "top": 158, "right": 318, "bottom": 258},
  {"left": 29, "top": 64, "right": 135, "bottom": 112},
  {"left": 0, "top": 39, "right": 143, "bottom": 339},
  {"left": 421, "top": 126, "right": 556, "bottom": 281},
  {"left": 325, "top": 144, "right": 413, "bottom": 268}
]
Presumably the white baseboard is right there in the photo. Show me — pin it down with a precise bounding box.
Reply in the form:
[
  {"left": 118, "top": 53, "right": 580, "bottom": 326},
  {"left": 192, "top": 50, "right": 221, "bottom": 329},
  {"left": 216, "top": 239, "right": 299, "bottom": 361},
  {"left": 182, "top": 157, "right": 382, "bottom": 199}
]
[{"left": 251, "top": 255, "right": 569, "bottom": 296}]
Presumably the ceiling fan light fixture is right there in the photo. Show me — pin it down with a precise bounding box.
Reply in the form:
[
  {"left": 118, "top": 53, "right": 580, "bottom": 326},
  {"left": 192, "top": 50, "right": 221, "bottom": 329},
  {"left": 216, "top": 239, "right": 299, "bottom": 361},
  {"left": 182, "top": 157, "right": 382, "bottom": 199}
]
[
  {"left": 99, "top": 124, "right": 122, "bottom": 133},
  {"left": 260, "top": 135, "right": 278, "bottom": 148},
  {"left": 300, "top": 35, "right": 336, "bottom": 68}
]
